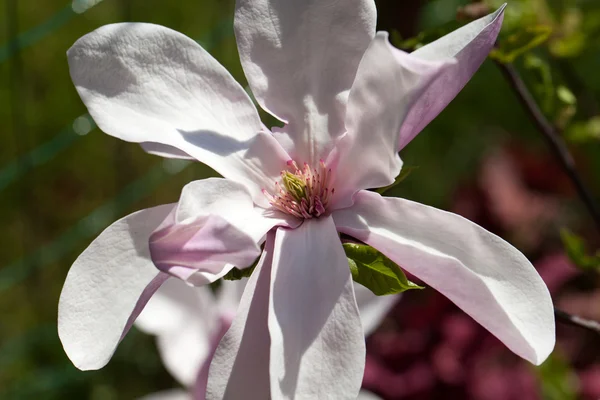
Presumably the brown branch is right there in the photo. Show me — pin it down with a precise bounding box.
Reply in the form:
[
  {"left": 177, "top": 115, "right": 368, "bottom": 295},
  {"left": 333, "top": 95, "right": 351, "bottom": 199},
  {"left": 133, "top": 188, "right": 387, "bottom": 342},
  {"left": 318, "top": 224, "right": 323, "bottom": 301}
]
[
  {"left": 554, "top": 308, "right": 600, "bottom": 335},
  {"left": 494, "top": 60, "right": 600, "bottom": 234}
]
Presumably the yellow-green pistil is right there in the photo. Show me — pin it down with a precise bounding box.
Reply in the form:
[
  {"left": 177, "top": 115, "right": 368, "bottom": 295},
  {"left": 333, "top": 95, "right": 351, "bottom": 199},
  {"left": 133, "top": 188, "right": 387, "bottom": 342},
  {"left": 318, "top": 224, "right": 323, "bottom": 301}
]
[
  {"left": 282, "top": 171, "right": 307, "bottom": 202},
  {"left": 263, "top": 160, "right": 334, "bottom": 219}
]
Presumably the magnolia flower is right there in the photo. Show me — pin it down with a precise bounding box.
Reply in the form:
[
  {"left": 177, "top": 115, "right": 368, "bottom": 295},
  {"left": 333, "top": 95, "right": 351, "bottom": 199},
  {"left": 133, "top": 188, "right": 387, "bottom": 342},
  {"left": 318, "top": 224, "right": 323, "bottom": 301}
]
[
  {"left": 136, "top": 279, "right": 395, "bottom": 400},
  {"left": 58, "top": 0, "right": 555, "bottom": 398}
]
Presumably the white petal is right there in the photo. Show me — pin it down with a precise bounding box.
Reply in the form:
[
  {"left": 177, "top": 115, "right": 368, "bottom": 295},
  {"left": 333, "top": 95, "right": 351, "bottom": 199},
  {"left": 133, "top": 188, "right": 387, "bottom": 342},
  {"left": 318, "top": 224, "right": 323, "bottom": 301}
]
[
  {"left": 333, "top": 190, "right": 555, "bottom": 365},
  {"left": 207, "top": 234, "right": 275, "bottom": 400},
  {"left": 330, "top": 32, "right": 454, "bottom": 207},
  {"left": 268, "top": 217, "right": 365, "bottom": 399},
  {"left": 155, "top": 322, "right": 212, "bottom": 391},
  {"left": 398, "top": 5, "right": 506, "bottom": 149},
  {"left": 68, "top": 23, "right": 289, "bottom": 200},
  {"left": 135, "top": 279, "right": 217, "bottom": 387},
  {"left": 135, "top": 278, "right": 214, "bottom": 335},
  {"left": 353, "top": 283, "right": 398, "bottom": 336},
  {"left": 58, "top": 204, "right": 174, "bottom": 370},
  {"left": 235, "top": 0, "right": 376, "bottom": 165}
]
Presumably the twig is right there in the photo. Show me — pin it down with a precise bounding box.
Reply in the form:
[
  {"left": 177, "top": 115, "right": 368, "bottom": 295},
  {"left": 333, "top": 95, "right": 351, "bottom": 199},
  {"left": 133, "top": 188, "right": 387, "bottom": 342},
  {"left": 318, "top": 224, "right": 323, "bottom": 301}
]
[
  {"left": 554, "top": 308, "right": 600, "bottom": 335},
  {"left": 494, "top": 60, "right": 600, "bottom": 234}
]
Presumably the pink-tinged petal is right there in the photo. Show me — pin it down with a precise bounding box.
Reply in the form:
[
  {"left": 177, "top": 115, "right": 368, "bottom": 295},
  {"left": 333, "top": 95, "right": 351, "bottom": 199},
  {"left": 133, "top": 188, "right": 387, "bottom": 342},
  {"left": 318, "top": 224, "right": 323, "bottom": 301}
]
[
  {"left": 353, "top": 283, "right": 398, "bottom": 336},
  {"left": 207, "top": 234, "right": 275, "bottom": 400},
  {"left": 193, "top": 311, "right": 233, "bottom": 400},
  {"left": 135, "top": 279, "right": 217, "bottom": 387},
  {"left": 235, "top": 0, "right": 376, "bottom": 165},
  {"left": 398, "top": 5, "right": 506, "bottom": 150},
  {"left": 175, "top": 178, "right": 299, "bottom": 243},
  {"left": 333, "top": 190, "right": 555, "bottom": 365},
  {"left": 140, "top": 142, "right": 194, "bottom": 160},
  {"left": 330, "top": 33, "right": 455, "bottom": 207},
  {"left": 68, "top": 23, "right": 289, "bottom": 201},
  {"left": 58, "top": 204, "right": 174, "bottom": 370},
  {"left": 268, "top": 217, "right": 365, "bottom": 399},
  {"left": 139, "top": 390, "right": 191, "bottom": 400},
  {"left": 150, "top": 178, "right": 299, "bottom": 285},
  {"left": 149, "top": 214, "right": 261, "bottom": 284}
]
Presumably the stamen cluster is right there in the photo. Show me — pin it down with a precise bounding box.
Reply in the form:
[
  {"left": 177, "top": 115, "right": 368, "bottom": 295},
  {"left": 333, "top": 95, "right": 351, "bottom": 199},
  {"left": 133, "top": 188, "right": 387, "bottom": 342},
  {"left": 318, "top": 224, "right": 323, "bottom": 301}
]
[{"left": 263, "top": 160, "right": 334, "bottom": 219}]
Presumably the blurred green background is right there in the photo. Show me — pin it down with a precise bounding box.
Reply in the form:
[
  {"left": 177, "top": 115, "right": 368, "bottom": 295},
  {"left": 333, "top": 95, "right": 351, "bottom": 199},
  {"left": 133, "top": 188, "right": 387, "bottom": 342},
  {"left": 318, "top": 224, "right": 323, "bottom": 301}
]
[{"left": 1, "top": 0, "right": 599, "bottom": 398}]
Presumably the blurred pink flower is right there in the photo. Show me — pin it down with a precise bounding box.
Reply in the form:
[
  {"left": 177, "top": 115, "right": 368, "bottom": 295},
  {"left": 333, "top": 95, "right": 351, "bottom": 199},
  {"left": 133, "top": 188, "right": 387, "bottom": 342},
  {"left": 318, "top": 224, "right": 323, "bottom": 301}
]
[{"left": 479, "top": 149, "right": 560, "bottom": 249}]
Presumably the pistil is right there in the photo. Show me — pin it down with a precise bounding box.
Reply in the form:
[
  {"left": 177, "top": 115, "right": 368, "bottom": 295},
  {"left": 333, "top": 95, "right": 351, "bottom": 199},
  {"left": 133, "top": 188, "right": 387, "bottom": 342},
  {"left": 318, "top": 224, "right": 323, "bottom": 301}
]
[{"left": 263, "top": 160, "right": 334, "bottom": 219}]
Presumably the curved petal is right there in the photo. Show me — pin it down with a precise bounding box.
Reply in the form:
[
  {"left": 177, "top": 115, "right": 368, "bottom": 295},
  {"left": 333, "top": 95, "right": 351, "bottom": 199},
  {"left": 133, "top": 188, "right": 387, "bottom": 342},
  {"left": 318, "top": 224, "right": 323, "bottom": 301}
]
[
  {"left": 398, "top": 5, "right": 506, "bottom": 150},
  {"left": 353, "top": 283, "right": 398, "bottom": 336},
  {"left": 68, "top": 23, "right": 289, "bottom": 200},
  {"left": 268, "top": 217, "right": 365, "bottom": 399},
  {"left": 235, "top": 0, "right": 376, "bottom": 165},
  {"left": 333, "top": 190, "right": 555, "bottom": 365},
  {"left": 150, "top": 178, "right": 299, "bottom": 285},
  {"left": 149, "top": 214, "right": 261, "bottom": 283},
  {"left": 155, "top": 319, "right": 215, "bottom": 394},
  {"left": 135, "top": 279, "right": 217, "bottom": 387},
  {"left": 175, "top": 178, "right": 298, "bottom": 243},
  {"left": 329, "top": 32, "right": 454, "bottom": 208},
  {"left": 58, "top": 204, "right": 174, "bottom": 370},
  {"left": 207, "top": 234, "right": 275, "bottom": 400}
]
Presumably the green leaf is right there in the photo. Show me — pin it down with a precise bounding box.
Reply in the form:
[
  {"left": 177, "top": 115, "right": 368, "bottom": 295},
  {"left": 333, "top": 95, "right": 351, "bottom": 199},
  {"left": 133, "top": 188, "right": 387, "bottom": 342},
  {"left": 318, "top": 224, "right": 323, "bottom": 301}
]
[
  {"left": 557, "top": 86, "right": 577, "bottom": 106},
  {"left": 222, "top": 257, "right": 259, "bottom": 281},
  {"left": 523, "top": 53, "right": 555, "bottom": 113},
  {"left": 222, "top": 265, "right": 255, "bottom": 281},
  {"left": 548, "top": 7, "right": 587, "bottom": 59},
  {"left": 390, "top": 30, "right": 426, "bottom": 51},
  {"left": 376, "top": 166, "right": 418, "bottom": 195},
  {"left": 343, "top": 243, "right": 424, "bottom": 296},
  {"left": 560, "top": 228, "right": 600, "bottom": 271},
  {"left": 490, "top": 25, "right": 552, "bottom": 63},
  {"left": 389, "top": 20, "right": 461, "bottom": 52},
  {"left": 564, "top": 116, "right": 600, "bottom": 144},
  {"left": 536, "top": 352, "right": 579, "bottom": 400}
]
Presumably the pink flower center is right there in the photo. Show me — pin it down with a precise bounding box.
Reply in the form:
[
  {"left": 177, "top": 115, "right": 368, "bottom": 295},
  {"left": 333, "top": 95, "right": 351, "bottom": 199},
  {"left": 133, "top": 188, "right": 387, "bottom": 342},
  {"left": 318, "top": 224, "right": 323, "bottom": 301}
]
[{"left": 263, "top": 160, "right": 334, "bottom": 219}]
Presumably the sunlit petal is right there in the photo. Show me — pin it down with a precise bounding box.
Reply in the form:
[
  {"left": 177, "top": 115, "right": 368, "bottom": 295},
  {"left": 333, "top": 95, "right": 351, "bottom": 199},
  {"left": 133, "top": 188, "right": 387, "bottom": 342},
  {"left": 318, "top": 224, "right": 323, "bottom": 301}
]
[
  {"left": 58, "top": 204, "right": 173, "bottom": 370},
  {"left": 68, "top": 23, "right": 289, "bottom": 200},
  {"left": 235, "top": 0, "right": 376, "bottom": 164},
  {"left": 334, "top": 190, "right": 555, "bottom": 365},
  {"left": 398, "top": 5, "right": 506, "bottom": 149},
  {"left": 268, "top": 217, "right": 365, "bottom": 398}
]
